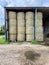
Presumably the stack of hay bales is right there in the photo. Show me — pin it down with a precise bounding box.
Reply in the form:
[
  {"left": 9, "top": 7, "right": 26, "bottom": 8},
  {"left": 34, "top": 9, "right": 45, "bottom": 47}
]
[
  {"left": 26, "top": 12, "right": 34, "bottom": 41},
  {"left": 17, "top": 12, "right": 25, "bottom": 41},
  {"left": 8, "top": 11, "right": 17, "bottom": 41},
  {"left": 36, "top": 12, "right": 43, "bottom": 41}
]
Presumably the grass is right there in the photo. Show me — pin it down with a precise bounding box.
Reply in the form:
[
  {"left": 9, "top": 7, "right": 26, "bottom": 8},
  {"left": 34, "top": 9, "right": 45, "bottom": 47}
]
[
  {"left": 0, "top": 38, "right": 9, "bottom": 44},
  {"left": 31, "top": 40, "right": 39, "bottom": 44}
]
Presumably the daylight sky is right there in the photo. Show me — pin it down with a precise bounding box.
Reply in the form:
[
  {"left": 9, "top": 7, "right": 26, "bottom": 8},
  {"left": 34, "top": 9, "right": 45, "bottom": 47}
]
[{"left": 0, "top": 0, "right": 49, "bottom": 26}]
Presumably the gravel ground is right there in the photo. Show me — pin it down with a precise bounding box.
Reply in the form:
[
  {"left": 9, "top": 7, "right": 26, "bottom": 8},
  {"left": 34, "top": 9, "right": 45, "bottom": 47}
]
[{"left": 0, "top": 43, "right": 49, "bottom": 65}]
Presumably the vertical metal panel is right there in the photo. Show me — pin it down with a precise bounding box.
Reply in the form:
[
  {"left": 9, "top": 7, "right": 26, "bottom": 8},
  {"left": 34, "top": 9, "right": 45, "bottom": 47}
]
[
  {"left": 5, "top": 8, "right": 9, "bottom": 40},
  {"left": 34, "top": 8, "right": 37, "bottom": 40}
]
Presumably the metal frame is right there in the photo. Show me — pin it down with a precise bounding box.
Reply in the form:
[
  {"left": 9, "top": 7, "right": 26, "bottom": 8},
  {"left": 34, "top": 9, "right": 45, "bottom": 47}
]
[
  {"left": 5, "top": 8, "right": 9, "bottom": 40},
  {"left": 5, "top": 7, "right": 48, "bottom": 41}
]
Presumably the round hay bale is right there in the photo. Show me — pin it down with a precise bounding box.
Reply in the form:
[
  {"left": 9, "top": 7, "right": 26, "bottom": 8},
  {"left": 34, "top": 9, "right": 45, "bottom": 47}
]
[
  {"left": 17, "top": 12, "right": 25, "bottom": 27},
  {"left": 18, "top": 20, "right": 25, "bottom": 27},
  {"left": 36, "top": 32, "right": 43, "bottom": 41},
  {"left": 26, "top": 20, "right": 34, "bottom": 27},
  {"left": 26, "top": 34, "right": 34, "bottom": 41},
  {"left": 37, "top": 12, "right": 43, "bottom": 19},
  {"left": 17, "top": 34, "right": 25, "bottom": 41},
  {"left": 17, "top": 12, "right": 24, "bottom": 20},
  {"left": 26, "top": 27, "right": 34, "bottom": 34},
  {"left": 9, "top": 19, "right": 16, "bottom": 26},
  {"left": 36, "top": 26, "right": 43, "bottom": 41},
  {"left": 26, "top": 12, "right": 34, "bottom": 19},
  {"left": 36, "top": 19, "right": 42, "bottom": 26},
  {"left": 9, "top": 26, "right": 16, "bottom": 34},
  {"left": 26, "top": 12, "right": 34, "bottom": 27},
  {"left": 36, "top": 26, "right": 43, "bottom": 32},
  {"left": 36, "top": 27, "right": 43, "bottom": 41},
  {"left": 18, "top": 27, "right": 25, "bottom": 34},
  {"left": 8, "top": 11, "right": 16, "bottom": 19},
  {"left": 9, "top": 34, "right": 16, "bottom": 42}
]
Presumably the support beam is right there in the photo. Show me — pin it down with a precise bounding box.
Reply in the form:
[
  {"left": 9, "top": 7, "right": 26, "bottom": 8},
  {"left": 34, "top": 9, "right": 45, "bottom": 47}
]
[
  {"left": 34, "top": 8, "right": 37, "bottom": 40},
  {"left": 5, "top": 8, "right": 8, "bottom": 40}
]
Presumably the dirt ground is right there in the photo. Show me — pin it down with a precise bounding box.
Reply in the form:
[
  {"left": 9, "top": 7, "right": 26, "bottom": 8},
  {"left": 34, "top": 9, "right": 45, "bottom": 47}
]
[{"left": 0, "top": 42, "right": 49, "bottom": 65}]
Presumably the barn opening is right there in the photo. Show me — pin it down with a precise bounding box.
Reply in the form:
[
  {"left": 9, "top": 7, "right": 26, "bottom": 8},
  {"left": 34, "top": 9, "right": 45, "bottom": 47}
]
[{"left": 5, "top": 7, "right": 49, "bottom": 42}]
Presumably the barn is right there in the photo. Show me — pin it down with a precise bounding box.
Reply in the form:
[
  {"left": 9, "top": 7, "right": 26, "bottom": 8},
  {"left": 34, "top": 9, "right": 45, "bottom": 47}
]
[{"left": 5, "top": 7, "right": 49, "bottom": 42}]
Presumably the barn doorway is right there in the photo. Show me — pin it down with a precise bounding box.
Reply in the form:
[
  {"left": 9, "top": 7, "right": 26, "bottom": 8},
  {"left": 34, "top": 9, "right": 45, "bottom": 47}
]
[{"left": 43, "top": 12, "right": 49, "bottom": 42}]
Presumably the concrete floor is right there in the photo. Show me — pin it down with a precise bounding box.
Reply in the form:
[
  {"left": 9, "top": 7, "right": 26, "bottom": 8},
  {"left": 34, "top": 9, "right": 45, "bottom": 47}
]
[{"left": 0, "top": 43, "right": 49, "bottom": 65}]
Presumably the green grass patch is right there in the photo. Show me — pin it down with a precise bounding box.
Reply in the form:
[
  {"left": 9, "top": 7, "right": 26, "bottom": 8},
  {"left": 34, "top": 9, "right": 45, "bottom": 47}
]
[
  {"left": 31, "top": 40, "right": 39, "bottom": 44},
  {"left": 0, "top": 38, "right": 9, "bottom": 44}
]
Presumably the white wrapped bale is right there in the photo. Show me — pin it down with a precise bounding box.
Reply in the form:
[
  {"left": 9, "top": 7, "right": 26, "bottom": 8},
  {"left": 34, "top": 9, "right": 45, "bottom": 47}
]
[
  {"left": 17, "top": 34, "right": 25, "bottom": 41},
  {"left": 26, "top": 34, "right": 34, "bottom": 41},
  {"left": 8, "top": 11, "right": 16, "bottom": 19},
  {"left": 26, "top": 12, "right": 34, "bottom": 41}
]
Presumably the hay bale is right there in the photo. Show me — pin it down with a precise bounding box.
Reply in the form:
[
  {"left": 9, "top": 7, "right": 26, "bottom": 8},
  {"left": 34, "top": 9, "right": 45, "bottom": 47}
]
[
  {"left": 9, "top": 26, "right": 16, "bottom": 34},
  {"left": 18, "top": 27, "right": 25, "bottom": 34},
  {"left": 26, "top": 12, "right": 34, "bottom": 19},
  {"left": 37, "top": 12, "right": 43, "bottom": 19},
  {"left": 26, "top": 12, "right": 34, "bottom": 27},
  {"left": 36, "top": 26, "right": 43, "bottom": 32},
  {"left": 17, "top": 12, "right": 25, "bottom": 27},
  {"left": 17, "top": 12, "right": 24, "bottom": 20},
  {"left": 17, "top": 33, "right": 25, "bottom": 41},
  {"left": 17, "top": 20, "right": 25, "bottom": 27},
  {"left": 36, "top": 19, "right": 42, "bottom": 26},
  {"left": 26, "top": 34, "right": 34, "bottom": 41},
  {"left": 26, "top": 27, "right": 34, "bottom": 34},
  {"left": 8, "top": 11, "right": 16, "bottom": 19},
  {"left": 9, "top": 34, "right": 16, "bottom": 41},
  {"left": 36, "top": 26, "right": 43, "bottom": 41},
  {"left": 36, "top": 32, "right": 43, "bottom": 41},
  {"left": 9, "top": 19, "right": 16, "bottom": 26}
]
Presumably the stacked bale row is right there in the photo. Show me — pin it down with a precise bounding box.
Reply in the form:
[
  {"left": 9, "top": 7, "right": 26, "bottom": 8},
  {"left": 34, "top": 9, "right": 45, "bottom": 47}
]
[
  {"left": 26, "top": 12, "right": 34, "bottom": 41},
  {"left": 8, "top": 11, "right": 17, "bottom": 41},
  {"left": 17, "top": 12, "right": 25, "bottom": 41},
  {"left": 36, "top": 12, "right": 43, "bottom": 41}
]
